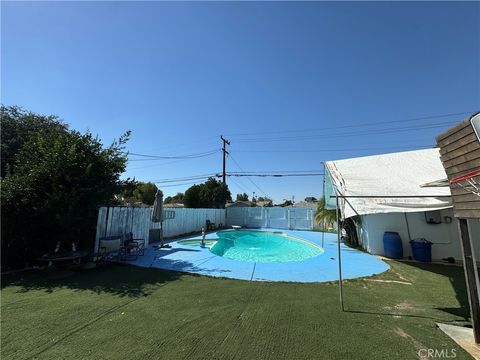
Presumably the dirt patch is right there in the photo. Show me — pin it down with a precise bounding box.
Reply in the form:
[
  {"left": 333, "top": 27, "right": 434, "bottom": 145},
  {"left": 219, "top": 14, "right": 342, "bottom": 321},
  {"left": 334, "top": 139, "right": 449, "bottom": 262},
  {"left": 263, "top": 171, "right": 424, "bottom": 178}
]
[
  {"left": 394, "top": 328, "right": 428, "bottom": 359},
  {"left": 383, "top": 301, "right": 418, "bottom": 314},
  {"left": 366, "top": 279, "right": 412, "bottom": 285},
  {"left": 394, "top": 302, "right": 417, "bottom": 311},
  {"left": 396, "top": 272, "right": 411, "bottom": 282}
]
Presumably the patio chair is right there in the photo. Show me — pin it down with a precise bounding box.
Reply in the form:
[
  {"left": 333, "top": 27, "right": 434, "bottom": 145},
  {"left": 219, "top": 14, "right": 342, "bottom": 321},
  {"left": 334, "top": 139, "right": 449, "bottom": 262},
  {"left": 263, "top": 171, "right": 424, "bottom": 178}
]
[
  {"left": 206, "top": 220, "right": 215, "bottom": 231},
  {"left": 119, "top": 232, "right": 145, "bottom": 261},
  {"left": 97, "top": 235, "right": 123, "bottom": 262}
]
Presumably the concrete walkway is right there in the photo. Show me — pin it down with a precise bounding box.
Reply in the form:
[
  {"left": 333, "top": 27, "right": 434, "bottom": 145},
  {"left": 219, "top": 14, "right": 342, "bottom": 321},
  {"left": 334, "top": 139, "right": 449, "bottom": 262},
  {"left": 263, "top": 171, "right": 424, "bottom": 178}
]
[{"left": 127, "top": 229, "right": 389, "bottom": 283}]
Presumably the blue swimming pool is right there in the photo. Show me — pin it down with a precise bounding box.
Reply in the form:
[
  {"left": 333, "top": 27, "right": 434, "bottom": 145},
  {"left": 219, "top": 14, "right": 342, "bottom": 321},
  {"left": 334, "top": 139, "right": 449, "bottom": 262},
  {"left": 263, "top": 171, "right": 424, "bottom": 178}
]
[
  {"left": 128, "top": 229, "right": 390, "bottom": 282},
  {"left": 209, "top": 230, "right": 323, "bottom": 263}
]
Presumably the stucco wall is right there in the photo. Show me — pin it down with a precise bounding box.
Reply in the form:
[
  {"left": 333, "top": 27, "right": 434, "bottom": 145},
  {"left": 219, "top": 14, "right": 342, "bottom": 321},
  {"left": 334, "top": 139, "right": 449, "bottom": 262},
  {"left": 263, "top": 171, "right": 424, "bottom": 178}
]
[{"left": 357, "top": 208, "right": 480, "bottom": 261}]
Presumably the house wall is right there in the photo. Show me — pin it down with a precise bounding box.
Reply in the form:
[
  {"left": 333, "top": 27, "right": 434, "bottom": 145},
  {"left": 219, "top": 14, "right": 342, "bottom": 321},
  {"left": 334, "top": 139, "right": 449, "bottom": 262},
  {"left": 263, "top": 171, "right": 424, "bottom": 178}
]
[{"left": 357, "top": 208, "right": 480, "bottom": 261}]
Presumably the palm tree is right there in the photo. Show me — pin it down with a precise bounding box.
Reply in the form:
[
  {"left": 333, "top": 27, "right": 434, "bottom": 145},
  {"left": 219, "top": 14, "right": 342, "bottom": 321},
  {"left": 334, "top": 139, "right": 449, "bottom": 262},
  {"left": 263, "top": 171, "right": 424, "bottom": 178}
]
[
  {"left": 315, "top": 197, "right": 361, "bottom": 247},
  {"left": 315, "top": 197, "right": 337, "bottom": 231}
]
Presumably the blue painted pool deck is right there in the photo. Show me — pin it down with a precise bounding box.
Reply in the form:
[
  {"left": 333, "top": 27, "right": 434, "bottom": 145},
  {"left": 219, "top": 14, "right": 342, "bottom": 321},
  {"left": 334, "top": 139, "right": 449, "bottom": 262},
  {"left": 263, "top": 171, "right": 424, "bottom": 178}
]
[{"left": 127, "top": 229, "right": 389, "bottom": 283}]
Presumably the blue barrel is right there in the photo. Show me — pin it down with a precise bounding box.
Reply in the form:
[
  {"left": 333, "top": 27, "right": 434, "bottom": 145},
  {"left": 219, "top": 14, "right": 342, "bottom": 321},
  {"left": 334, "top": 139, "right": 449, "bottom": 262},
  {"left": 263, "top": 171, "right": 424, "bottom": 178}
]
[
  {"left": 383, "top": 232, "right": 403, "bottom": 259},
  {"left": 410, "top": 238, "right": 432, "bottom": 262}
]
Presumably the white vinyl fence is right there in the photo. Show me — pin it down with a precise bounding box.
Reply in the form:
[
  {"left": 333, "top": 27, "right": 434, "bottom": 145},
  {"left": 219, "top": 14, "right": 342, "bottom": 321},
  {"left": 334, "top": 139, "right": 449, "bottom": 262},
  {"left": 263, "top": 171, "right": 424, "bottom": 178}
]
[
  {"left": 225, "top": 207, "right": 315, "bottom": 230},
  {"left": 94, "top": 206, "right": 225, "bottom": 251},
  {"left": 94, "top": 206, "right": 315, "bottom": 252}
]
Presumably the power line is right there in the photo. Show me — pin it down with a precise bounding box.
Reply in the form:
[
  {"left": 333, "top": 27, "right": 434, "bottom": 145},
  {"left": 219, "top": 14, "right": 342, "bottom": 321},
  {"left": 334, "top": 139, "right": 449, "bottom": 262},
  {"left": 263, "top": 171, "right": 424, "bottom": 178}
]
[
  {"left": 130, "top": 138, "right": 219, "bottom": 155},
  {"left": 127, "top": 149, "right": 220, "bottom": 161},
  {"left": 151, "top": 173, "right": 217, "bottom": 183},
  {"left": 233, "top": 144, "right": 433, "bottom": 153},
  {"left": 127, "top": 158, "right": 195, "bottom": 171},
  {"left": 228, "top": 154, "right": 275, "bottom": 202},
  {"left": 156, "top": 180, "right": 206, "bottom": 187},
  {"left": 233, "top": 121, "right": 456, "bottom": 143},
  {"left": 227, "top": 173, "right": 324, "bottom": 177},
  {"left": 226, "top": 170, "right": 323, "bottom": 174},
  {"left": 224, "top": 110, "right": 475, "bottom": 137},
  {"left": 229, "top": 177, "right": 255, "bottom": 195}
]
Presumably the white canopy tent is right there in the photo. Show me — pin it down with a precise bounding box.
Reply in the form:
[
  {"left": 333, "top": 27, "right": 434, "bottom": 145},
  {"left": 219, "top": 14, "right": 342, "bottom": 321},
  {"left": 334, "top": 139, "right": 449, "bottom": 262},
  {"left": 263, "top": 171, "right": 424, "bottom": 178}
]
[
  {"left": 324, "top": 148, "right": 454, "bottom": 311},
  {"left": 324, "top": 148, "right": 452, "bottom": 219}
]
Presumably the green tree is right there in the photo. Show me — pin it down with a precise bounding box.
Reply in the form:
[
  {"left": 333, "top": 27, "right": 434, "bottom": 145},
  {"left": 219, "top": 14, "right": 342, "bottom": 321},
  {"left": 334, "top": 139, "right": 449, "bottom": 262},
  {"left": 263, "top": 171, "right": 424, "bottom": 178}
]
[
  {"left": 119, "top": 178, "right": 139, "bottom": 204},
  {"left": 164, "top": 192, "right": 184, "bottom": 204},
  {"left": 184, "top": 184, "right": 202, "bottom": 208},
  {"left": 184, "top": 178, "right": 231, "bottom": 208},
  {"left": 1, "top": 105, "right": 68, "bottom": 178},
  {"left": 132, "top": 182, "right": 158, "bottom": 205},
  {"left": 1, "top": 109, "right": 130, "bottom": 269},
  {"left": 236, "top": 193, "right": 249, "bottom": 201}
]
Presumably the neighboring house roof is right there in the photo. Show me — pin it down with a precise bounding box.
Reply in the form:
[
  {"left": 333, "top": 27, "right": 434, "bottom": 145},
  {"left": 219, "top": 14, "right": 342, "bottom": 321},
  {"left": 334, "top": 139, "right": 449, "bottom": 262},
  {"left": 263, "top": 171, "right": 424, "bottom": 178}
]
[
  {"left": 255, "top": 200, "right": 272, "bottom": 207},
  {"left": 291, "top": 201, "right": 318, "bottom": 208},
  {"left": 226, "top": 201, "right": 251, "bottom": 208},
  {"left": 324, "top": 148, "right": 452, "bottom": 219},
  {"left": 163, "top": 203, "right": 185, "bottom": 208}
]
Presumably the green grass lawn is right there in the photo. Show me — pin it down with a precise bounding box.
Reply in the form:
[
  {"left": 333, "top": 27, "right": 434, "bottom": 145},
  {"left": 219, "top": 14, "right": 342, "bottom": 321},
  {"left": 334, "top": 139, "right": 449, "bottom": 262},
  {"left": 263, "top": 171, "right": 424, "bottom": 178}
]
[{"left": 1, "top": 261, "right": 474, "bottom": 360}]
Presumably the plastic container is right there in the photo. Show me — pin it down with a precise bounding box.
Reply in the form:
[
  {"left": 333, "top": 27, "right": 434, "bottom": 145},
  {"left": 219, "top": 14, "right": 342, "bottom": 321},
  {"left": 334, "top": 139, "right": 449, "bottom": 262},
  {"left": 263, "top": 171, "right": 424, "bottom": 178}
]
[
  {"left": 410, "top": 238, "right": 432, "bottom": 262},
  {"left": 383, "top": 232, "right": 403, "bottom": 259}
]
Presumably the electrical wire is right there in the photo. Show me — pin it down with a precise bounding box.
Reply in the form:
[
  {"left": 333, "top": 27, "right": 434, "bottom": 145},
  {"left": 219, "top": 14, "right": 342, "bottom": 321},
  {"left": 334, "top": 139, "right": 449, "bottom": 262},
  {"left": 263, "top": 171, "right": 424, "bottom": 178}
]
[
  {"left": 227, "top": 173, "right": 324, "bottom": 177},
  {"left": 150, "top": 173, "right": 218, "bottom": 184},
  {"left": 127, "top": 158, "right": 196, "bottom": 171},
  {"left": 223, "top": 110, "right": 475, "bottom": 137},
  {"left": 127, "top": 149, "right": 220, "bottom": 161},
  {"left": 130, "top": 138, "right": 219, "bottom": 155},
  {"left": 233, "top": 145, "right": 433, "bottom": 153},
  {"left": 228, "top": 154, "right": 275, "bottom": 202},
  {"left": 233, "top": 121, "right": 456, "bottom": 143},
  {"left": 229, "top": 177, "right": 256, "bottom": 195},
  {"left": 227, "top": 170, "right": 323, "bottom": 174},
  {"left": 156, "top": 180, "right": 207, "bottom": 187}
]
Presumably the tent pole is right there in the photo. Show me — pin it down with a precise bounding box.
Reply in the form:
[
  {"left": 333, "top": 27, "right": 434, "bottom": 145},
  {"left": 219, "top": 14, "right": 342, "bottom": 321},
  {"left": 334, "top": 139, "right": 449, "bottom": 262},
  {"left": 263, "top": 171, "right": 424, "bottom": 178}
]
[
  {"left": 404, "top": 213, "right": 412, "bottom": 242},
  {"left": 322, "top": 162, "right": 326, "bottom": 247},
  {"left": 336, "top": 193, "right": 344, "bottom": 311}
]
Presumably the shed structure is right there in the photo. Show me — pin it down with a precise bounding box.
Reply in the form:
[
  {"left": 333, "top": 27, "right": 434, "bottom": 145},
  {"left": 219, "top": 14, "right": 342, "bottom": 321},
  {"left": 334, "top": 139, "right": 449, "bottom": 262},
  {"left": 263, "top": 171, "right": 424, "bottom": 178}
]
[{"left": 436, "top": 112, "right": 480, "bottom": 344}]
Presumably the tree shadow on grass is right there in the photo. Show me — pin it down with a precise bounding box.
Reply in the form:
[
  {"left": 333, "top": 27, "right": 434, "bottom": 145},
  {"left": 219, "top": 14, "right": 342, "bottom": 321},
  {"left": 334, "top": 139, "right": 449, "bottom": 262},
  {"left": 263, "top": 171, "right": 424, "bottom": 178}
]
[{"left": 1, "top": 263, "right": 184, "bottom": 298}]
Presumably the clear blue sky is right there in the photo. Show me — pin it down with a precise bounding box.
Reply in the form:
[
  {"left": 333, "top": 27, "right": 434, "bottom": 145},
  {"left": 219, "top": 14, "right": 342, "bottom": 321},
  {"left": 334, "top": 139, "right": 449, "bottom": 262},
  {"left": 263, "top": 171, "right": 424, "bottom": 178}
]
[{"left": 2, "top": 1, "right": 479, "bottom": 203}]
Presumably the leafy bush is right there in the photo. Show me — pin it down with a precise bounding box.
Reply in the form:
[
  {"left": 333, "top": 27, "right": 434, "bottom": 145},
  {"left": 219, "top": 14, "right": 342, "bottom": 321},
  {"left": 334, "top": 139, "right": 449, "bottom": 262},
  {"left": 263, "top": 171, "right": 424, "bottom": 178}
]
[{"left": 1, "top": 106, "right": 129, "bottom": 269}]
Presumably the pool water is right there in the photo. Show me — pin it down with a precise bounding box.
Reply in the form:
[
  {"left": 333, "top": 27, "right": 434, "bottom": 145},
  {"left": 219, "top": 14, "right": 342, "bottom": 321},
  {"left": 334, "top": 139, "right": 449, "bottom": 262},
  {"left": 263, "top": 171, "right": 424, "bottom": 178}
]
[{"left": 210, "top": 230, "right": 323, "bottom": 263}]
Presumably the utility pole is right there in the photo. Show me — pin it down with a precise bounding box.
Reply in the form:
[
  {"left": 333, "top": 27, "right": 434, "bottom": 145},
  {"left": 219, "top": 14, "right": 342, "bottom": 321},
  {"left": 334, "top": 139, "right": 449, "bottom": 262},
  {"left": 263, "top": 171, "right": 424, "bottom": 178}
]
[{"left": 220, "top": 135, "right": 230, "bottom": 184}]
